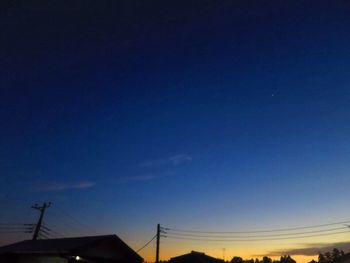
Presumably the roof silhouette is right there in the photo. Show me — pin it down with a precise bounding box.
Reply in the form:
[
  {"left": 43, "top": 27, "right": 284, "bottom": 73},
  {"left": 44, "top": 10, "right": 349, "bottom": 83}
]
[
  {"left": 0, "top": 234, "right": 143, "bottom": 262},
  {"left": 170, "top": 251, "right": 225, "bottom": 263}
]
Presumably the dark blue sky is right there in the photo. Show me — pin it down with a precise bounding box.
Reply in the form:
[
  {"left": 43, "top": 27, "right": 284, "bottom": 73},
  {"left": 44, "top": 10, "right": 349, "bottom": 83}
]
[{"left": 1, "top": 0, "right": 350, "bottom": 260}]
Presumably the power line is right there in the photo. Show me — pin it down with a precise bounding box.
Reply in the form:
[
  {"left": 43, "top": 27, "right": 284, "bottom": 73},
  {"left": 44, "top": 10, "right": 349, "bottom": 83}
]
[
  {"left": 0, "top": 226, "right": 33, "bottom": 230},
  {"left": 0, "top": 223, "right": 34, "bottom": 227},
  {"left": 46, "top": 209, "right": 89, "bottom": 235},
  {"left": 163, "top": 219, "right": 350, "bottom": 234},
  {"left": 1, "top": 201, "right": 86, "bottom": 239},
  {"left": 54, "top": 205, "right": 98, "bottom": 233},
  {"left": 0, "top": 223, "right": 34, "bottom": 234},
  {"left": 164, "top": 226, "right": 349, "bottom": 238},
  {"left": 137, "top": 234, "right": 157, "bottom": 253},
  {"left": 0, "top": 229, "right": 32, "bottom": 234},
  {"left": 42, "top": 224, "right": 65, "bottom": 238},
  {"left": 39, "top": 228, "right": 52, "bottom": 236},
  {"left": 38, "top": 231, "right": 51, "bottom": 240},
  {"left": 0, "top": 223, "right": 30, "bottom": 225},
  {"left": 164, "top": 230, "right": 350, "bottom": 242},
  {"left": 0, "top": 231, "right": 31, "bottom": 234},
  {"left": 0, "top": 224, "right": 34, "bottom": 233}
]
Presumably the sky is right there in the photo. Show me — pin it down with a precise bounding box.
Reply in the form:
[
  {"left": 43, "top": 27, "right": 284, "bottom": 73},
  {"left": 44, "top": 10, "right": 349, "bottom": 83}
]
[{"left": 1, "top": 1, "right": 350, "bottom": 262}]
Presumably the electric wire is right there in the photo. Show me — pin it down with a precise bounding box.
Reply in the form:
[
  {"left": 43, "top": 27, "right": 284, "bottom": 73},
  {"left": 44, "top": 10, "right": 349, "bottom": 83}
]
[
  {"left": 0, "top": 223, "right": 34, "bottom": 234},
  {"left": 54, "top": 205, "right": 98, "bottom": 233},
  {"left": 39, "top": 228, "right": 52, "bottom": 236},
  {"left": 42, "top": 224, "right": 65, "bottom": 238},
  {"left": 46, "top": 209, "right": 89, "bottom": 235},
  {"left": 38, "top": 231, "right": 51, "bottom": 239},
  {"left": 164, "top": 230, "right": 350, "bottom": 242},
  {"left": 164, "top": 226, "right": 349, "bottom": 238},
  {"left": 0, "top": 227, "right": 33, "bottom": 230},
  {"left": 0, "top": 223, "right": 31, "bottom": 227},
  {"left": 0, "top": 231, "right": 28, "bottom": 234},
  {"left": 162, "top": 220, "right": 350, "bottom": 234},
  {"left": 137, "top": 234, "right": 157, "bottom": 252}
]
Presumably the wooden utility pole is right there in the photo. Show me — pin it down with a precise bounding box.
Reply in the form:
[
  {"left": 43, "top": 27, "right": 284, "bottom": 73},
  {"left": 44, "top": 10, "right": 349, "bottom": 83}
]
[
  {"left": 156, "top": 223, "right": 160, "bottom": 263},
  {"left": 31, "top": 202, "right": 51, "bottom": 240}
]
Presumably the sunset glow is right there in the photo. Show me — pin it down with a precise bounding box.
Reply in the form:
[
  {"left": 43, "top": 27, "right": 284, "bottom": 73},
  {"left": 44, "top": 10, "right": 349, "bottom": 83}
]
[{"left": 1, "top": 1, "right": 350, "bottom": 263}]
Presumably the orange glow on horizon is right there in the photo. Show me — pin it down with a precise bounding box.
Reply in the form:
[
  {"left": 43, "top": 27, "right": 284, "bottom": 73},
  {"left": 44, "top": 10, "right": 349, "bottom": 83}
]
[
  {"left": 128, "top": 225, "right": 350, "bottom": 263},
  {"left": 140, "top": 251, "right": 317, "bottom": 263}
]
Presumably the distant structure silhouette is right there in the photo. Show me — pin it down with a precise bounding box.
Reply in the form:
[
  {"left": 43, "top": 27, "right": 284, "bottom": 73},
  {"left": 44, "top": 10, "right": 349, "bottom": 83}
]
[
  {"left": 170, "top": 251, "right": 224, "bottom": 263},
  {"left": 0, "top": 235, "right": 143, "bottom": 263}
]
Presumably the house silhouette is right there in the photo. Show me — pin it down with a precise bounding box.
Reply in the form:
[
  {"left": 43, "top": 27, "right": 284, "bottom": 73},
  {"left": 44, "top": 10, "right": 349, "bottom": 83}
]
[
  {"left": 0, "top": 234, "right": 143, "bottom": 263},
  {"left": 170, "top": 251, "right": 225, "bottom": 263}
]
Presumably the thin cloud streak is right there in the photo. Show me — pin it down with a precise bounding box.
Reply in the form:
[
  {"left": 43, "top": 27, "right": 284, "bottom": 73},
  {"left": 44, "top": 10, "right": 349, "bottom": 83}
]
[
  {"left": 169, "top": 154, "right": 192, "bottom": 165},
  {"left": 122, "top": 170, "right": 176, "bottom": 183},
  {"left": 262, "top": 242, "right": 350, "bottom": 257},
  {"left": 35, "top": 181, "right": 96, "bottom": 192},
  {"left": 139, "top": 154, "right": 192, "bottom": 168},
  {"left": 122, "top": 174, "right": 158, "bottom": 182}
]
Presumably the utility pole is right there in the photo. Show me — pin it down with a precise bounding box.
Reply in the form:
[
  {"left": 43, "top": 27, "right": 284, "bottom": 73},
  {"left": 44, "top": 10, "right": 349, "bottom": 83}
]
[
  {"left": 156, "top": 224, "right": 160, "bottom": 263},
  {"left": 31, "top": 202, "right": 51, "bottom": 240}
]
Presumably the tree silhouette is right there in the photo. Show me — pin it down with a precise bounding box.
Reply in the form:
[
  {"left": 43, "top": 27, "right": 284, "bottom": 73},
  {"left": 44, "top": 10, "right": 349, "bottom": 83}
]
[
  {"left": 231, "top": 257, "right": 243, "bottom": 263},
  {"left": 318, "top": 249, "right": 345, "bottom": 263},
  {"left": 262, "top": 256, "right": 272, "bottom": 263},
  {"left": 319, "top": 253, "right": 327, "bottom": 263},
  {"left": 332, "top": 248, "right": 344, "bottom": 263},
  {"left": 325, "top": 252, "right": 332, "bottom": 263},
  {"left": 280, "top": 255, "right": 296, "bottom": 263}
]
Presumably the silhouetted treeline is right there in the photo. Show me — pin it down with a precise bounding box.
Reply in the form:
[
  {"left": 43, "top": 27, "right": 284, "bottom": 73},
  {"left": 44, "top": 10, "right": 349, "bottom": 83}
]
[
  {"left": 231, "top": 255, "right": 296, "bottom": 263},
  {"left": 229, "top": 248, "right": 348, "bottom": 263},
  {"left": 156, "top": 248, "right": 349, "bottom": 263},
  {"left": 318, "top": 249, "right": 346, "bottom": 263}
]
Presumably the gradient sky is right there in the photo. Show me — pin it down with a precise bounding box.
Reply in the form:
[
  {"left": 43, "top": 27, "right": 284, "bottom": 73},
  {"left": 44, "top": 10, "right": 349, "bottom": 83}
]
[{"left": 1, "top": 1, "right": 350, "bottom": 262}]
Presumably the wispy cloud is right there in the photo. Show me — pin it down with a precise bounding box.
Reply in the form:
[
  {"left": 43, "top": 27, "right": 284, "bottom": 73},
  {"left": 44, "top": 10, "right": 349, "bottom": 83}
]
[
  {"left": 139, "top": 154, "right": 192, "bottom": 168},
  {"left": 139, "top": 159, "right": 168, "bottom": 168},
  {"left": 122, "top": 174, "right": 158, "bottom": 182},
  {"left": 35, "top": 181, "right": 96, "bottom": 192},
  {"left": 122, "top": 170, "right": 177, "bottom": 183},
  {"left": 169, "top": 154, "right": 192, "bottom": 165},
  {"left": 262, "top": 242, "right": 350, "bottom": 257},
  {"left": 131, "top": 154, "right": 191, "bottom": 183}
]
